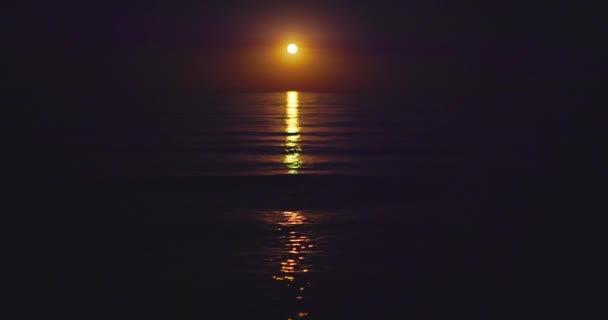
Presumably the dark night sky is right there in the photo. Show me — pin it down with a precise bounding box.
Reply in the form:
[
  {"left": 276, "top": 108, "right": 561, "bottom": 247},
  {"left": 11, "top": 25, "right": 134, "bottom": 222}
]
[{"left": 7, "top": 0, "right": 596, "bottom": 93}]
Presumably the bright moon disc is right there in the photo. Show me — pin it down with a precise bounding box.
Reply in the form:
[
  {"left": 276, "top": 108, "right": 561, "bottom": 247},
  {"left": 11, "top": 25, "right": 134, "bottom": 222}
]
[{"left": 287, "top": 44, "right": 298, "bottom": 54}]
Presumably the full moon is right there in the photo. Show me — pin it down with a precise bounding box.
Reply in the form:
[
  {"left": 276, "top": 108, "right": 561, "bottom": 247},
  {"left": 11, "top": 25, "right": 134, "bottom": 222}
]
[{"left": 287, "top": 44, "right": 298, "bottom": 54}]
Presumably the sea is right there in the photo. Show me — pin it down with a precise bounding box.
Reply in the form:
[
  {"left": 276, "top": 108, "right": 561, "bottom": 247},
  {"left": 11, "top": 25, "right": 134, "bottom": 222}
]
[
  {"left": 8, "top": 92, "right": 592, "bottom": 319},
  {"left": 38, "top": 91, "right": 536, "bottom": 177}
]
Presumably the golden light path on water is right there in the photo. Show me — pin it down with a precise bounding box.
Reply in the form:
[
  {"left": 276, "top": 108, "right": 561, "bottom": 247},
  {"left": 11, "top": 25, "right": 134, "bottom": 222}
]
[
  {"left": 284, "top": 91, "right": 302, "bottom": 174},
  {"left": 270, "top": 210, "right": 314, "bottom": 319}
]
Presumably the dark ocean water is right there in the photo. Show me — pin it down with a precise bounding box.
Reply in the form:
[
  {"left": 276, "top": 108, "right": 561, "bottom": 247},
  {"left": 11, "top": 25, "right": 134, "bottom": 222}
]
[
  {"left": 8, "top": 92, "right": 600, "bottom": 319},
  {"left": 32, "top": 91, "right": 538, "bottom": 177}
]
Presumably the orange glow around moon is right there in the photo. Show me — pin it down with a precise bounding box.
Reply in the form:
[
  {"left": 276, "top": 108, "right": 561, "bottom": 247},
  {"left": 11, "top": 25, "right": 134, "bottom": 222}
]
[{"left": 287, "top": 44, "right": 298, "bottom": 54}]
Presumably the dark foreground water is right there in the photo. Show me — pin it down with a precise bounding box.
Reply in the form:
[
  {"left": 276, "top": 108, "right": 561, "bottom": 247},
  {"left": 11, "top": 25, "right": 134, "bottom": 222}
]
[{"left": 7, "top": 92, "right": 601, "bottom": 319}]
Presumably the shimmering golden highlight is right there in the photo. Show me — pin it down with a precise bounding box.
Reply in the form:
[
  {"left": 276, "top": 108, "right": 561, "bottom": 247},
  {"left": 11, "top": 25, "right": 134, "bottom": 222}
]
[
  {"left": 267, "top": 210, "right": 317, "bottom": 319},
  {"left": 284, "top": 91, "right": 302, "bottom": 174}
]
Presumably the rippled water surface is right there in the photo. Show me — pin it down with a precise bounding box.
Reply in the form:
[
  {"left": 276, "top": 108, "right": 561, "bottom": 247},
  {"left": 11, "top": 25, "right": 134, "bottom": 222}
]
[
  {"left": 162, "top": 91, "right": 418, "bottom": 175},
  {"left": 13, "top": 91, "right": 565, "bottom": 320},
  {"left": 75, "top": 91, "right": 499, "bottom": 176}
]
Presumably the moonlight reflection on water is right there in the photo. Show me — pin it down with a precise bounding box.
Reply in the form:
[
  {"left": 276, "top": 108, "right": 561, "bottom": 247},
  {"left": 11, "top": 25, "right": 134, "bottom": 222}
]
[
  {"left": 284, "top": 91, "right": 302, "bottom": 174},
  {"left": 262, "top": 210, "right": 319, "bottom": 319}
]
